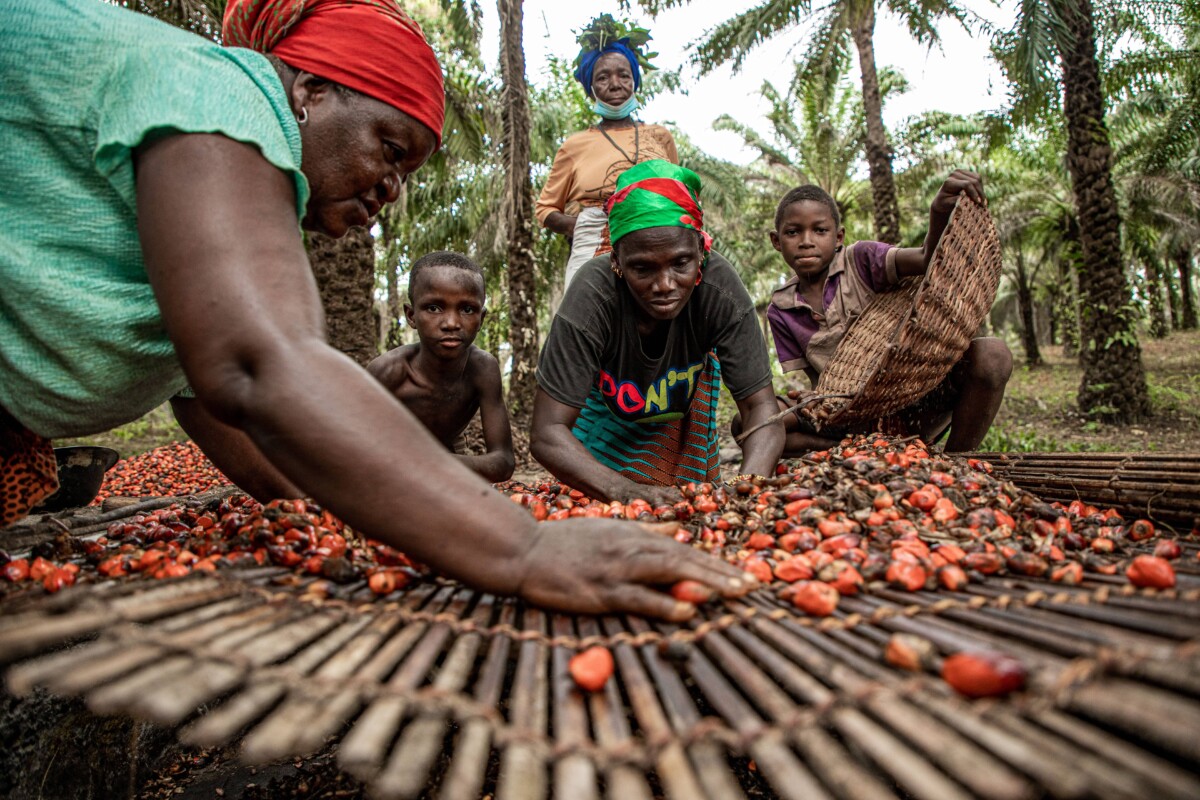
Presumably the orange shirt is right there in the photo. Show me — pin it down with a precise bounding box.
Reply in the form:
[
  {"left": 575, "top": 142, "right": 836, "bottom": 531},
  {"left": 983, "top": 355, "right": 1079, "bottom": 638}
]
[{"left": 535, "top": 123, "right": 678, "bottom": 225}]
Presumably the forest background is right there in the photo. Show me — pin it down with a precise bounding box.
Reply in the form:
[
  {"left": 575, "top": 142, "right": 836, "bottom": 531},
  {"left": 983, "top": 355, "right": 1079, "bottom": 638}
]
[{"left": 82, "top": 0, "right": 1200, "bottom": 458}]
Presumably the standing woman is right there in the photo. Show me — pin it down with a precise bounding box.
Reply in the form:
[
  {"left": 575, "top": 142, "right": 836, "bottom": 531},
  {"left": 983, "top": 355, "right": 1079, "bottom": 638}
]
[{"left": 536, "top": 15, "right": 679, "bottom": 288}]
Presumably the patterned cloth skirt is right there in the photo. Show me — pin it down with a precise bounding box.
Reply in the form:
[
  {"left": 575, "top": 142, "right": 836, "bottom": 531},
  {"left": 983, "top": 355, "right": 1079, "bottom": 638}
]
[
  {"left": 0, "top": 405, "right": 58, "bottom": 526},
  {"left": 571, "top": 354, "right": 721, "bottom": 487}
]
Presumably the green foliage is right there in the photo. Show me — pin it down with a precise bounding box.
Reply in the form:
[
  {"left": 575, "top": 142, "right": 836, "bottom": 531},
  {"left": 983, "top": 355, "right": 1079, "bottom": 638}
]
[
  {"left": 978, "top": 426, "right": 1118, "bottom": 453},
  {"left": 573, "top": 14, "right": 659, "bottom": 72},
  {"left": 109, "top": 0, "right": 225, "bottom": 40},
  {"left": 978, "top": 426, "right": 1066, "bottom": 452}
]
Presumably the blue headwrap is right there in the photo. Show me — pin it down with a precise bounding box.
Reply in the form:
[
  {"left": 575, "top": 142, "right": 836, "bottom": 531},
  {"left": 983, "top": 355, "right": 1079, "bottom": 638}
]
[{"left": 573, "top": 39, "right": 642, "bottom": 98}]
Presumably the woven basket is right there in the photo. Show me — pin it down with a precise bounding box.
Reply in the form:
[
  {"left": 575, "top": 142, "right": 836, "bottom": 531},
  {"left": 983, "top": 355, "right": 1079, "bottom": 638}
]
[{"left": 804, "top": 197, "right": 1002, "bottom": 430}]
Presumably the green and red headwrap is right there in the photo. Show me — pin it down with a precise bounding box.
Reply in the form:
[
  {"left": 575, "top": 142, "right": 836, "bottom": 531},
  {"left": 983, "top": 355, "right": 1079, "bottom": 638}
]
[
  {"left": 223, "top": 0, "right": 445, "bottom": 147},
  {"left": 604, "top": 160, "right": 713, "bottom": 253}
]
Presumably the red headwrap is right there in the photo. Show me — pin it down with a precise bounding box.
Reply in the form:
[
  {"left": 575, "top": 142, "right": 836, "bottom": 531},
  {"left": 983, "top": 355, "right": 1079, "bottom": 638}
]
[{"left": 223, "top": 0, "right": 445, "bottom": 147}]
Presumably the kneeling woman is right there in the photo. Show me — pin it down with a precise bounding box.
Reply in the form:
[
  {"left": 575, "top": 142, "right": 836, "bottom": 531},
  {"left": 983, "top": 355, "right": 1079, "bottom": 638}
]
[{"left": 532, "top": 161, "right": 784, "bottom": 507}]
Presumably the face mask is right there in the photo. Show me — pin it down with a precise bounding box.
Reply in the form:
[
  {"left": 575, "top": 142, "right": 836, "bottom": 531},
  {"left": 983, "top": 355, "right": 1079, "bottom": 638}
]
[{"left": 593, "top": 95, "right": 639, "bottom": 120}]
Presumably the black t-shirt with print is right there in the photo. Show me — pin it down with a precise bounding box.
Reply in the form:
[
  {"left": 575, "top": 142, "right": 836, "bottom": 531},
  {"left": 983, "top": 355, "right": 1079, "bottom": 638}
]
[{"left": 536, "top": 251, "right": 773, "bottom": 423}]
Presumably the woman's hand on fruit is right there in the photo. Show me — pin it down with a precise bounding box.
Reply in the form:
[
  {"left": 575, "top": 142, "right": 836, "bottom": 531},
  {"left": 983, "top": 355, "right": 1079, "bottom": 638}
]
[{"left": 514, "top": 517, "right": 757, "bottom": 620}]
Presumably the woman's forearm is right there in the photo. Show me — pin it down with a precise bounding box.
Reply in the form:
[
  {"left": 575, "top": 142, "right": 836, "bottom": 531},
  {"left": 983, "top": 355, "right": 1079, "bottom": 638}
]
[
  {"left": 531, "top": 423, "right": 637, "bottom": 501},
  {"left": 544, "top": 211, "right": 577, "bottom": 238},
  {"left": 135, "top": 134, "right": 539, "bottom": 596},
  {"left": 456, "top": 450, "right": 515, "bottom": 483},
  {"left": 735, "top": 392, "right": 784, "bottom": 477},
  {"left": 213, "top": 340, "right": 539, "bottom": 593},
  {"left": 170, "top": 396, "right": 301, "bottom": 502}
]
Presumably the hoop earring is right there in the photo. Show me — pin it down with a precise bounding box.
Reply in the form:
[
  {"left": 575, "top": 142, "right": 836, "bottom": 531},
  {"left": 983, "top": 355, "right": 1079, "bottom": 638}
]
[{"left": 296, "top": 107, "right": 309, "bottom": 126}]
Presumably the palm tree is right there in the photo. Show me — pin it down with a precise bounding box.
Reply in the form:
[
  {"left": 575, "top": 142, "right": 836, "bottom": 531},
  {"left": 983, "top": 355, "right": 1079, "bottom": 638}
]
[
  {"left": 997, "top": 0, "right": 1151, "bottom": 422},
  {"left": 713, "top": 51, "right": 871, "bottom": 225},
  {"left": 1109, "top": 3, "right": 1200, "bottom": 332},
  {"left": 111, "top": 0, "right": 225, "bottom": 39},
  {"left": 498, "top": 0, "right": 538, "bottom": 429},
  {"left": 629, "top": 0, "right": 970, "bottom": 244}
]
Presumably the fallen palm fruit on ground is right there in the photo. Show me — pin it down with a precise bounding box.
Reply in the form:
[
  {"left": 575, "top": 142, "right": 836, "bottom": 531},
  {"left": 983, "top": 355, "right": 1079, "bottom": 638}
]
[{"left": 92, "top": 441, "right": 231, "bottom": 503}]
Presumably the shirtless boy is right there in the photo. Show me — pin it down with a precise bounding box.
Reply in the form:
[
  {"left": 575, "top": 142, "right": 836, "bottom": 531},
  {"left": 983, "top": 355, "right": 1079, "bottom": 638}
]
[{"left": 368, "top": 251, "right": 515, "bottom": 482}]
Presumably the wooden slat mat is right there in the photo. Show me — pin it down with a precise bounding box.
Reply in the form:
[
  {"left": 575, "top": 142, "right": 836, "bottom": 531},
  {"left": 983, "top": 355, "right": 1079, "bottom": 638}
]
[{"left": 3, "top": 563, "right": 1199, "bottom": 800}]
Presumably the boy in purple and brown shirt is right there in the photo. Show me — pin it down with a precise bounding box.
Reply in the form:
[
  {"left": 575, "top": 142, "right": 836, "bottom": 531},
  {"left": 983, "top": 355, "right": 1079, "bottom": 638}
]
[{"left": 763, "top": 171, "right": 1013, "bottom": 455}]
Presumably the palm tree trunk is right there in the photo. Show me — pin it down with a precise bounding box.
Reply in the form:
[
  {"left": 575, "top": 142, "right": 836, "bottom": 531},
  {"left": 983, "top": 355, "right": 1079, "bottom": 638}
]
[
  {"left": 498, "top": 0, "right": 538, "bottom": 431},
  {"left": 849, "top": 6, "right": 901, "bottom": 244},
  {"left": 1015, "top": 250, "right": 1042, "bottom": 366},
  {"left": 1176, "top": 245, "right": 1198, "bottom": 330},
  {"left": 1166, "top": 260, "right": 1183, "bottom": 330},
  {"left": 1144, "top": 254, "right": 1169, "bottom": 339},
  {"left": 306, "top": 227, "right": 379, "bottom": 367},
  {"left": 1060, "top": 0, "right": 1149, "bottom": 422},
  {"left": 1053, "top": 253, "right": 1080, "bottom": 357}
]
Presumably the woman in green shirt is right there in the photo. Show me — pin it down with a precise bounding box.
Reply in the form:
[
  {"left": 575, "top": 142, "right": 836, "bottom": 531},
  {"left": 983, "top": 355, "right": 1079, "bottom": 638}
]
[{"left": 0, "top": 0, "right": 753, "bottom": 620}]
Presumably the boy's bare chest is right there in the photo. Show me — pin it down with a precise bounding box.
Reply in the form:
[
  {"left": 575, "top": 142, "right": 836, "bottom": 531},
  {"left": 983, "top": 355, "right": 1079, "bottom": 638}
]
[{"left": 393, "top": 379, "right": 479, "bottom": 445}]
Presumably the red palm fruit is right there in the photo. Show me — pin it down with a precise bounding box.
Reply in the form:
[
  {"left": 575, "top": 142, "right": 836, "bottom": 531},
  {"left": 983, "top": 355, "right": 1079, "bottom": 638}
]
[
  {"left": 885, "top": 633, "right": 937, "bottom": 672},
  {"left": 743, "top": 559, "right": 773, "bottom": 584},
  {"left": 784, "top": 498, "right": 813, "bottom": 516},
  {"left": 318, "top": 533, "right": 347, "bottom": 557},
  {"left": 1127, "top": 519, "right": 1155, "bottom": 542},
  {"left": 3, "top": 559, "right": 30, "bottom": 582},
  {"left": 941, "top": 651, "right": 1027, "bottom": 698},
  {"left": 1032, "top": 519, "right": 1055, "bottom": 539},
  {"left": 934, "top": 544, "right": 966, "bottom": 565},
  {"left": 42, "top": 570, "right": 69, "bottom": 593},
  {"left": 1051, "top": 562, "right": 1083, "bottom": 585},
  {"left": 937, "top": 565, "right": 969, "bottom": 591},
  {"left": 774, "top": 557, "right": 813, "bottom": 583},
  {"left": 156, "top": 563, "right": 189, "bottom": 579},
  {"left": 777, "top": 532, "right": 802, "bottom": 552},
  {"left": 1126, "top": 555, "right": 1176, "bottom": 589},
  {"left": 818, "top": 533, "right": 861, "bottom": 556},
  {"left": 368, "top": 571, "right": 397, "bottom": 595},
  {"left": 817, "top": 519, "right": 848, "bottom": 538},
  {"left": 963, "top": 552, "right": 1005, "bottom": 575},
  {"left": 966, "top": 508, "right": 996, "bottom": 530},
  {"left": 790, "top": 581, "right": 839, "bottom": 616},
  {"left": 746, "top": 532, "right": 775, "bottom": 551},
  {"left": 928, "top": 471, "right": 955, "bottom": 488},
  {"left": 1153, "top": 540, "right": 1182, "bottom": 560},
  {"left": 1091, "top": 538, "right": 1114, "bottom": 554},
  {"left": 670, "top": 580, "right": 715, "bottom": 605},
  {"left": 886, "top": 560, "right": 927, "bottom": 592},
  {"left": 97, "top": 557, "right": 127, "bottom": 578},
  {"left": 29, "top": 557, "right": 55, "bottom": 581},
  {"left": 824, "top": 563, "right": 864, "bottom": 596},
  {"left": 1006, "top": 552, "right": 1049, "bottom": 578},
  {"left": 873, "top": 493, "right": 894, "bottom": 510},
  {"left": 932, "top": 498, "right": 959, "bottom": 523},
  {"left": 994, "top": 510, "right": 1016, "bottom": 529},
  {"left": 569, "top": 646, "right": 614, "bottom": 692},
  {"left": 908, "top": 490, "right": 937, "bottom": 512}
]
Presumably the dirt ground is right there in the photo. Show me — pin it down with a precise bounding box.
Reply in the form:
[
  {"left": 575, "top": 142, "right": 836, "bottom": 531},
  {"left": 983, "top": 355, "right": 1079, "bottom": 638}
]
[{"left": 989, "top": 329, "right": 1200, "bottom": 453}]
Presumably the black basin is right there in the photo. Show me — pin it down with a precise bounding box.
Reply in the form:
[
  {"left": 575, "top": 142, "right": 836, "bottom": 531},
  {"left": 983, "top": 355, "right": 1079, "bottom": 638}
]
[{"left": 32, "top": 446, "right": 121, "bottom": 512}]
